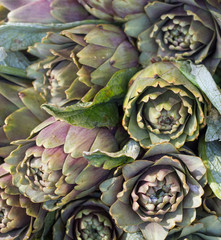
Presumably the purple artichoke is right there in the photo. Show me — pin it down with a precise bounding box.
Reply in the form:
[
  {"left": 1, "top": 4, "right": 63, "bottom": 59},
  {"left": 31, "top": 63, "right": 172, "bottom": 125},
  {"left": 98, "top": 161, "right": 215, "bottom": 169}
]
[
  {"left": 5, "top": 117, "right": 119, "bottom": 211},
  {"left": 27, "top": 24, "right": 139, "bottom": 105},
  {"left": 100, "top": 143, "right": 207, "bottom": 240}
]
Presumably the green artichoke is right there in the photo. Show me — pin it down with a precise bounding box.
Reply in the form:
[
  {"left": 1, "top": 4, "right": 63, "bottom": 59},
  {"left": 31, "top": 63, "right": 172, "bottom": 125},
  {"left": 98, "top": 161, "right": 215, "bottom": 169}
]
[
  {"left": 27, "top": 24, "right": 139, "bottom": 105},
  {"left": 123, "top": 61, "right": 208, "bottom": 148},
  {"left": 100, "top": 143, "right": 206, "bottom": 240},
  {"left": 47, "top": 197, "right": 125, "bottom": 240},
  {"left": 0, "top": 0, "right": 90, "bottom": 23},
  {"left": 0, "top": 75, "right": 48, "bottom": 161},
  {"left": 166, "top": 215, "right": 221, "bottom": 239},
  {"left": 77, "top": 0, "right": 149, "bottom": 21},
  {"left": 0, "top": 163, "right": 46, "bottom": 239},
  {"left": 5, "top": 117, "right": 119, "bottom": 211},
  {"left": 125, "top": 0, "right": 221, "bottom": 73}
]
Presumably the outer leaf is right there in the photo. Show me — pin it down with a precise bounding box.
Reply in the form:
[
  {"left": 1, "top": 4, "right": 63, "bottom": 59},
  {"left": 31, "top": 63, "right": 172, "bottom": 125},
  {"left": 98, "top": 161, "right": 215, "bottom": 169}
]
[
  {"left": 42, "top": 68, "right": 138, "bottom": 128},
  {"left": 206, "top": 108, "right": 221, "bottom": 142},
  {"left": 0, "top": 48, "right": 30, "bottom": 77},
  {"left": 40, "top": 211, "right": 56, "bottom": 240},
  {"left": 140, "top": 223, "right": 168, "bottom": 240},
  {"left": 199, "top": 138, "right": 221, "bottom": 199},
  {"left": 84, "top": 139, "right": 140, "bottom": 170},
  {"left": 42, "top": 102, "right": 119, "bottom": 128},
  {"left": 121, "top": 232, "right": 145, "bottom": 240},
  {"left": 177, "top": 61, "right": 221, "bottom": 114},
  {"left": 0, "top": 20, "right": 109, "bottom": 51}
]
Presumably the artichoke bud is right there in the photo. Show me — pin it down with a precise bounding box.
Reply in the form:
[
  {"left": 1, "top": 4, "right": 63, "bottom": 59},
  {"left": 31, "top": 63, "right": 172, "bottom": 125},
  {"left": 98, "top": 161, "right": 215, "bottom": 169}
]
[
  {"left": 124, "top": 0, "right": 221, "bottom": 73},
  {"left": 100, "top": 143, "right": 207, "bottom": 238},
  {"left": 27, "top": 24, "right": 139, "bottom": 105},
  {"left": 5, "top": 117, "right": 119, "bottom": 211},
  {"left": 123, "top": 61, "right": 208, "bottom": 148},
  {"left": 48, "top": 198, "right": 124, "bottom": 240}
]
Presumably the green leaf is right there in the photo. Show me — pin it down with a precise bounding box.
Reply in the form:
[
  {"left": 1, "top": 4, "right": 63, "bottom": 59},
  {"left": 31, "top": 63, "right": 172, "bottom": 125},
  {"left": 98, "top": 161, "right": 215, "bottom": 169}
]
[
  {"left": 177, "top": 61, "right": 221, "bottom": 114},
  {"left": 40, "top": 211, "right": 56, "bottom": 240},
  {"left": 206, "top": 108, "right": 221, "bottom": 142},
  {"left": 42, "top": 102, "right": 119, "bottom": 129},
  {"left": 42, "top": 68, "right": 138, "bottom": 128},
  {"left": 93, "top": 67, "right": 138, "bottom": 105},
  {"left": 0, "top": 20, "right": 109, "bottom": 51},
  {"left": 31, "top": 211, "right": 56, "bottom": 240},
  {"left": 0, "top": 48, "right": 30, "bottom": 77},
  {"left": 199, "top": 138, "right": 221, "bottom": 199},
  {"left": 84, "top": 140, "right": 140, "bottom": 170}
]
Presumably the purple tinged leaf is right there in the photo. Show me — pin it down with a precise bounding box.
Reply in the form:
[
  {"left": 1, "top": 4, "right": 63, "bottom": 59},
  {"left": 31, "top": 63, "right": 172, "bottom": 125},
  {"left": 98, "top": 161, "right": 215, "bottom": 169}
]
[
  {"left": 42, "top": 147, "right": 66, "bottom": 171},
  {"left": 36, "top": 121, "right": 70, "bottom": 148},
  {"left": 7, "top": 0, "right": 58, "bottom": 23},
  {"left": 64, "top": 126, "right": 99, "bottom": 158}
]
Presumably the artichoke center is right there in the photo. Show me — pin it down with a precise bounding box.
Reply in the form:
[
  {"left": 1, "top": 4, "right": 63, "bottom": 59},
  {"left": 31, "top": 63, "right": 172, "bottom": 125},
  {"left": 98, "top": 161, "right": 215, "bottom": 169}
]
[
  {"left": 27, "top": 157, "right": 48, "bottom": 187},
  {"left": 79, "top": 214, "right": 110, "bottom": 240},
  {"left": 162, "top": 19, "right": 194, "bottom": 51},
  {"left": 147, "top": 180, "right": 172, "bottom": 205},
  {"left": 158, "top": 110, "right": 175, "bottom": 130},
  {"left": 132, "top": 168, "right": 181, "bottom": 216}
]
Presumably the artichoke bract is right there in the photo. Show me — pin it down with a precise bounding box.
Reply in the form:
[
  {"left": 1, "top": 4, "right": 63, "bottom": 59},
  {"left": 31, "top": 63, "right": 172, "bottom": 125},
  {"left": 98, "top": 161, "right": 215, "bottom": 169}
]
[
  {"left": 0, "top": 0, "right": 90, "bottom": 23},
  {"left": 77, "top": 0, "right": 149, "bottom": 21},
  {"left": 0, "top": 163, "right": 46, "bottom": 239},
  {"left": 125, "top": 0, "right": 221, "bottom": 73},
  {"left": 5, "top": 117, "right": 119, "bottom": 211},
  {"left": 0, "top": 76, "right": 48, "bottom": 161},
  {"left": 166, "top": 215, "right": 221, "bottom": 239},
  {"left": 28, "top": 24, "right": 139, "bottom": 105},
  {"left": 100, "top": 143, "right": 206, "bottom": 240},
  {"left": 123, "top": 61, "right": 208, "bottom": 148}
]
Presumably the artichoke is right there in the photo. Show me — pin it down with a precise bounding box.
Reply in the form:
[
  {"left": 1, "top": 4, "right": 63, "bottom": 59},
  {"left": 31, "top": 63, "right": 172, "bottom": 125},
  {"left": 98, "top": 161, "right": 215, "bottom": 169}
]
[
  {"left": 124, "top": 0, "right": 221, "bottom": 73},
  {"left": 122, "top": 61, "right": 208, "bottom": 148},
  {"left": 0, "top": 163, "right": 46, "bottom": 239},
  {"left": 166, "top": 215, "right": 221, "bottom": 239},
  {"left": 77, "top": 0, "right": 149, "bottom": 21},
  {"left": 100, "top": 143, "right": 206, "bottom": 240},
  {"left": 0, "top": 0, "right": 90, "bottom": 23},
  {"left": 47, "top": 197, "right": 125, "bottom": 239},
  {"left": 27, "top": 24, "right": 139, "bottom": 104},
  {"left": 0, "top": 75, "right": 48, "bottom": 161},
  {"left": 5, "top": 117, "right": 119, "bottom": 211}
]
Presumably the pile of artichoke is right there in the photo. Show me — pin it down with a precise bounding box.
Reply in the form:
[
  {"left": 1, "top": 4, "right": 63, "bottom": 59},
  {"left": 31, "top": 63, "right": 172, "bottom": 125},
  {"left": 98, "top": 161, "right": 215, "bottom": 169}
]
[{"left": 0, "top": 0, "right": 221, "bottom": 239}]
